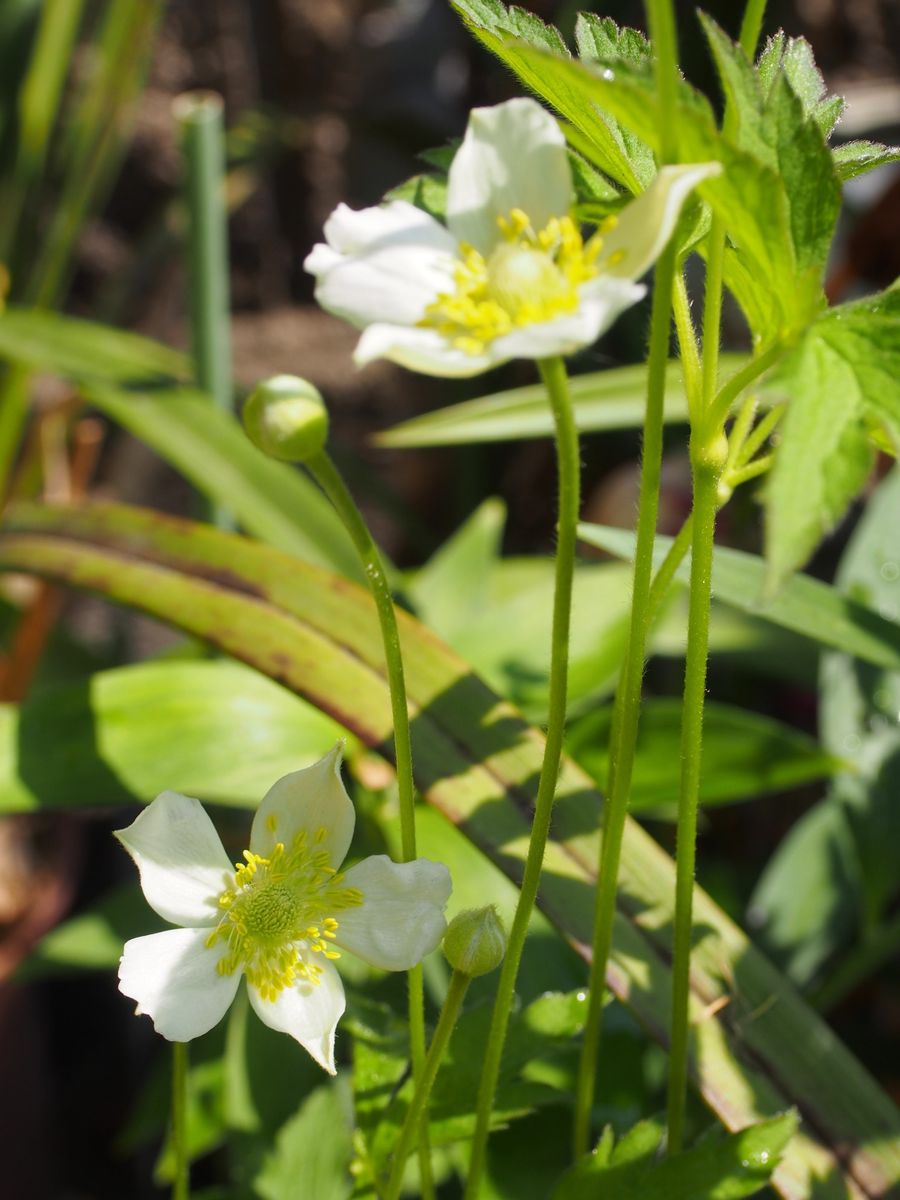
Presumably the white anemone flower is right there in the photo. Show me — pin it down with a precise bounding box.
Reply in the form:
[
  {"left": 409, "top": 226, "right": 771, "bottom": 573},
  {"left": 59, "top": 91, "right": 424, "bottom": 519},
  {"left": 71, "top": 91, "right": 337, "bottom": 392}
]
[
  {"left": 115, "top": 743, "right": 451, "bottom": 1074},
  {"left": 305, "top": 97, "right": 719, "bottom": 377}
]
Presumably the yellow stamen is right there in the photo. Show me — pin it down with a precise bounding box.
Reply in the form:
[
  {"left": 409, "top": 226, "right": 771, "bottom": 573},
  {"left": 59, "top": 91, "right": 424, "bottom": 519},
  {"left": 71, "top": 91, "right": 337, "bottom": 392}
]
[
  {"left": 207, "top": 828, "right": 363, "bottom": 999},
  {"left": 419, "top": 210, "right": 606, "bottom": 355}
]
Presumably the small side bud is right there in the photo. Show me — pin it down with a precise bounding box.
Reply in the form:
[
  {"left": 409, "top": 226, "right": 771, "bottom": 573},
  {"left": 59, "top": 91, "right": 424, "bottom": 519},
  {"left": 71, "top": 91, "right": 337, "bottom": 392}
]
[
  {"left": 243, "top": 375, "right": 329, "bottom": 462},
  {"left": 442, "top": 906, "right": 506, "bottom": 977}
]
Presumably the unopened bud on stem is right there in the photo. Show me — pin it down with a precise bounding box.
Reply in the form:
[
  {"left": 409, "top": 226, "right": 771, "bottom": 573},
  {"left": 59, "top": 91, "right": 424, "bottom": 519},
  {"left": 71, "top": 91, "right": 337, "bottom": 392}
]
[
  {"left": 243, "top": 375, "right": 329, "bottom": 462},
  {"left": 442, "top": 906, "right": 506, "bottom": 977}
]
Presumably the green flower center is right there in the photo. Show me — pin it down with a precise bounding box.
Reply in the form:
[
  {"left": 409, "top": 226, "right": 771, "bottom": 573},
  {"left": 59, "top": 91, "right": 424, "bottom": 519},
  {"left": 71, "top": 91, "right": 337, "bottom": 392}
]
[
  {"left": 418, "top": 208, "right": 620, "bottom": 356},
  {"left": 207, "top": 823, "right": 363, "bottom": 1002}
]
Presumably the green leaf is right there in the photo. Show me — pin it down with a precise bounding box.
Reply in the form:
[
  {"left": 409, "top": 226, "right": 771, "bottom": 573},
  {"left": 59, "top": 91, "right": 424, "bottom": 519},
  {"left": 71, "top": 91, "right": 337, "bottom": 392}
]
[
  {"left": 567, "top": 699, "right": 841, "bottom": 816},
  {"left": 449, "top": 0, "right": 650, "bottom": 194},
  {"left": 756, "top": 31, "right": 845, "bottom": 135},
  {"left": 377, "top": 357, "right": 747, "bottom": 448},
  {"left": 819, "top": 469, "right": 900, "bottom": 924},
  {"left": 3, "top": 500, "right": 900, "bottom": 1197},
  {"left": 0, "top": 307, "right": 358, "bottom": 577},
  {"left": 0, "top": 306, "right": 188, "bottom": 383},
  {"left": 555, "top": 1111, "right": 797, "bottom": 1200},
  {"left": 749, "top": 796, "right": 861, "bottom": 988},
  {"left": 21, "top": 883, "right": 155, "bottom": 978},
  {"left": 764, "top": 284, "right": 900, "bottom": 587},
  {"left": 0, "top": 660, "right": 340, "bottom": 812},
  {"left": 407, "top": 497, "right": 506, "bottom": 637},
  {"left": 578, "top": 522, "right": 900, "bottom": 671},
  {"left": 833, "top": 140, "right": 900, "bottom": 182},
  {"left": 699, "top": 16, "right": 840, "bottom": 311},
  {"left": 254, "top": 1082, "right": 353, "bottom": 1200}
]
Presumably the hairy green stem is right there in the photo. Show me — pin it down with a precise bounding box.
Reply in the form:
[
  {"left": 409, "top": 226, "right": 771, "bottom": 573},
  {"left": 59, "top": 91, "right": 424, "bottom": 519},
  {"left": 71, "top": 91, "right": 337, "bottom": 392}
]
[
  {"left": 306, "top": 449, "right": 432, "bottom": 1198},
  {"left": 672, "top": 273, "right": 703, "bottom": 420},
  {"left": 572, "top": 239, "right": 680, "bottom": 1159},
  {"left": 385, "top": 970, "right": 471, "bottom": 1200},
  {"left": 463, "top": 356, "right": 579, "bottom": 1197},
  {"left": 172, "top": 1041, "right": 189, "bottom": 1200},
  {"left": 666, "top": 459, "right": 719, "bottom": 1152},
  {"left": 705, "top": 342, "right": 783, "bottom": 437}
]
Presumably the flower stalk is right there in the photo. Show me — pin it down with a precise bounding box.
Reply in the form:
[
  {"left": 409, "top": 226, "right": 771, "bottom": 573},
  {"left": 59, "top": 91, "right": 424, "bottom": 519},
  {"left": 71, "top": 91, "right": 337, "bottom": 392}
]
[
  {"left": 463, "top": 355, "right": 580, "bottom": 1198},
  {"left": 303, "top": 448, "right": 433, "bottom": 1196},
  {"left": 172, "top": 1041, "right": 189, "bottom": 1200}
]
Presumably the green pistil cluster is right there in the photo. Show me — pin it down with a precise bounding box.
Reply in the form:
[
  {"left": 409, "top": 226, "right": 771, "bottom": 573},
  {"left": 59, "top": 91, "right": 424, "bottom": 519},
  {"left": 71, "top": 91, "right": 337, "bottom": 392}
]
[{"left": 207, "top": 823, "right": 363, "bottom": 1001}]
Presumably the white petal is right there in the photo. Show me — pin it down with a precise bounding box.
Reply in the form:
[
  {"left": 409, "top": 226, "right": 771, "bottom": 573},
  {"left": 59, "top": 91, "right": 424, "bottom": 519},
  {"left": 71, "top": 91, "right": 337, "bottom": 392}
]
[
  {"left": 115, "top": 792, "right": 232, "bottom": 927},
  {"left": 321, "top": 199, "right": 454, "bottom": 256},
  {"left": 446, "top": 98, "right": 573, "bottom": 255},
  {"left": 249, "top": 959, "right": 345, "bottom": 1074},
  {"left": 354, "top": 323, "right": 497, "bottom": 378},
  {"left": 334, "top": 855, "right": 451, "bottom": 971},
  {"left": 118, "top": 928, "right": 240, "bottom": 1041},
  {"left": 304, "top": 200, "right": 457, "bottom": 329},
  {"left": 601, "top": 162, "right": 721, "bottom": 281},
  {"left": 486, "top": 277, "right": 647, "bottom": 362},
  {"left": 311, "top": 242, "right": 454, "bottom": 330},
  {"left": 250, "top": 743, "right": 354, "bottom": 866}
]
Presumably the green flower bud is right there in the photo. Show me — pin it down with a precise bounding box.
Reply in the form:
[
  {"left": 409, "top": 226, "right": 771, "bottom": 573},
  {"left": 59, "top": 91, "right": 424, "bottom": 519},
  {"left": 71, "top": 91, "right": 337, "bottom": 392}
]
[
  {"left": 442, "top": 906, "right": 506, "bottom": 977},
  {"left": 243, "top": 375, "right": 329, "bottom": 462}
]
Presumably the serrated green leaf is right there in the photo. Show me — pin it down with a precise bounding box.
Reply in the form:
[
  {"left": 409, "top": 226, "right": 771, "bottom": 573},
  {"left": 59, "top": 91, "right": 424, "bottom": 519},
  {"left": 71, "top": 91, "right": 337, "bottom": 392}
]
[
  {"left": 764, "top": 285, "right": 900, "bottom": 587},
  {"left": 450, "top": 0, "right": 650, "bottom": 193},
  {"left": 833, "top": 139, "right": 900, "bottom": 182},
  {"left": 765, "top": 339, "right": 875, "bottom": 591},
  {"left": 567, "top": 699, "right": 841, "bottom": 816},
  {"left": 757, "top": 31, "right": 845, "bottom": 135},
  {"left": 555, "top": 1111, "right": 797, "bottom": 1200}
]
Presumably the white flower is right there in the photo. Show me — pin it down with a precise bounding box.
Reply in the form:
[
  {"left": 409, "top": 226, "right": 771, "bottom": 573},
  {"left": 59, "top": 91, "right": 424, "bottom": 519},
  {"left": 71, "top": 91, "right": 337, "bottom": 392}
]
[
  {"left": 115, "top": 743, "right": 451, "bottom": 1074},
  {"left": 305, "top": 97, "right": 719, "bottom": 377}
]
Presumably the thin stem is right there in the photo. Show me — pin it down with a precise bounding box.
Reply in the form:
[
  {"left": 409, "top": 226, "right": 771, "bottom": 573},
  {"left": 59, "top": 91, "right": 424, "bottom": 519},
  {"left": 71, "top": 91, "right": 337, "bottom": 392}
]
[
  {"left": 739, "top": 0, "right": 769, "bottom": 56},
  {"left": 672, "top": 273, "right": 703, "bottom": 422},
  {"left": 175, "top": 92, "right": 233, "bottom": 419},
  {"left": 646, "top": 0, "right": 680, "bottom": 164},
  {"left": 734, "top": 401, "right": 785, "bottom": 469},
  {"left": 727, "top": 454, "right": 773, "bottom": 487},
  {"left": 172, "top": 1041, "right": 189, "bottom": 1200},
  {"left": 463, "top": 356, "right": 580, "bottom": 1198},
  {"left": 572, "top": 239, "right": 679, "bottom": 1160},
  {"left": 666, "top": 459, "right": 719, "bottom": 1153},
  {"left": 385, "top": 970, "right": 471, "bottom": 1200},
  {"left": 175, "top": 91, "right": 233, "bottom": 530},
  {"left": 705, "top": 342, "right": 783, "bottom": 437},
  {"left": 304, "top": 449, "right": 431, "bottom": 1198}
]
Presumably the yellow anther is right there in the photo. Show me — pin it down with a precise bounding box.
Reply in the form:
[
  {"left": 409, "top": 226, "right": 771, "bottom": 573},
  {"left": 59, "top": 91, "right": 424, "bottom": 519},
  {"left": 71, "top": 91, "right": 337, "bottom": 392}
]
[
  {"left": 599, "top": 214, "right": 618, "bottom": 233},
  {"left": 420, "top": 207, "right": 618, "bottom": 354},
  {"left": 606, "top": 249, "right": 626, "bottom": 267},
  {"left": 266, "top": 813, "right": 278, "bottom": 833}
]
